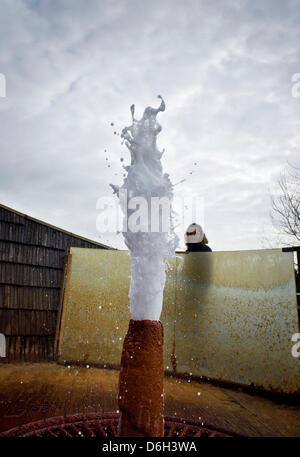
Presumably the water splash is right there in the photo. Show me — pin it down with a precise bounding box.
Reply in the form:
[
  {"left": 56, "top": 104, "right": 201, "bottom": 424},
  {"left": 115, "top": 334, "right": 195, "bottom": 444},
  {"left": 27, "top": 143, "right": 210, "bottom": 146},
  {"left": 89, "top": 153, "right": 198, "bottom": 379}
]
[{"left": 111, "top": 96, "right": 178, "bottom": 320}]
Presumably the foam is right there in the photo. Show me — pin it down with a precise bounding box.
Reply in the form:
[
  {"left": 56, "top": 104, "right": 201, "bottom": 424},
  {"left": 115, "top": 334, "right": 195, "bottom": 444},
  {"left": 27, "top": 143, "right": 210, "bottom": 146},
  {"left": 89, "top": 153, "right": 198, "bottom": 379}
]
[{"left": 111, "top": 96, "right": 178, "bottom": 320}]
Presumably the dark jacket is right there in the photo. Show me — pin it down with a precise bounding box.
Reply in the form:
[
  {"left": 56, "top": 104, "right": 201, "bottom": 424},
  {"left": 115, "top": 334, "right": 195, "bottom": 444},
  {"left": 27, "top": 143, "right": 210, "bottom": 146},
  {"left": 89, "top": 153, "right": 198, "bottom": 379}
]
[{"left": 186, "top": 243, "right": 212, "bottom": 252}]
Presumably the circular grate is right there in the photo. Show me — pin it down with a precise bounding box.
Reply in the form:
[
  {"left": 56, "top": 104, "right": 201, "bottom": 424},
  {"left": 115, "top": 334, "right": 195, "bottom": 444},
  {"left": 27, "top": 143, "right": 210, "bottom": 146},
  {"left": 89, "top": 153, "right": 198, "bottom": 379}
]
[{"left": 0, "top": 413, "right": 239, "bottom": 438}]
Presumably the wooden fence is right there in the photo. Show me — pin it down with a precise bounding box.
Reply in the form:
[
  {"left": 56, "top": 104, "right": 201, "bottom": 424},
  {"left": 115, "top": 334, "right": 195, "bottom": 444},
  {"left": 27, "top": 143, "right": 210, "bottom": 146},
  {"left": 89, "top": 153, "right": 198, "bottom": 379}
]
[{"left": 0, "top": 204, "right": 110, "bottom": 362}]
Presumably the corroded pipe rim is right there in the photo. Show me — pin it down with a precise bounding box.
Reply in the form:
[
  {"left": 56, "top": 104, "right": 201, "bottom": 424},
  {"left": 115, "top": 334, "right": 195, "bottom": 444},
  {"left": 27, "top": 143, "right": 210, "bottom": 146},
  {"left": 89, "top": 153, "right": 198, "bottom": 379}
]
[{"left": 0, "top": 412, "right": 242, "bottom": 438}]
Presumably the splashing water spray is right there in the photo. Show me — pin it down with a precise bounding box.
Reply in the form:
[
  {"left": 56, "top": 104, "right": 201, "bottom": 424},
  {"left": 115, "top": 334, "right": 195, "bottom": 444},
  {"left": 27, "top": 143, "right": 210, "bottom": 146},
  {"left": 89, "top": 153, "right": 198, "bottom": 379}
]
[{"left": 111, "top": 96, "right": 178, "bottom": 436}]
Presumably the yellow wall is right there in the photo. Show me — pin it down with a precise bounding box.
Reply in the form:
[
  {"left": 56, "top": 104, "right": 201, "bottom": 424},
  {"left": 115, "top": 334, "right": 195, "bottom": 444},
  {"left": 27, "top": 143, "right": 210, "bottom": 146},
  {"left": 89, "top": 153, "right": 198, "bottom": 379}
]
[{"left": 56, "top": 248, "right": 300, "bottom": 394}]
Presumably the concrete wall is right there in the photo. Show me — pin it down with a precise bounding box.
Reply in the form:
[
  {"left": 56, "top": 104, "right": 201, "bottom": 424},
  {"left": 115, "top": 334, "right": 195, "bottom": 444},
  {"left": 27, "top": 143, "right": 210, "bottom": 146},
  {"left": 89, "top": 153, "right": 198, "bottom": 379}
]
[{"left": 56, "top": 248, "right": 300, "bottom": 394}]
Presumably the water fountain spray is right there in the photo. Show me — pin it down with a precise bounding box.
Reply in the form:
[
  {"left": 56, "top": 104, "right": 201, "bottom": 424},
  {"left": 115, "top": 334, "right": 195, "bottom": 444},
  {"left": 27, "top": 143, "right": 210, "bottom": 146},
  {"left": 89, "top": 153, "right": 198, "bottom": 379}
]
[{"left": 111, "top": 96, "right": 177, "bottom": 436}]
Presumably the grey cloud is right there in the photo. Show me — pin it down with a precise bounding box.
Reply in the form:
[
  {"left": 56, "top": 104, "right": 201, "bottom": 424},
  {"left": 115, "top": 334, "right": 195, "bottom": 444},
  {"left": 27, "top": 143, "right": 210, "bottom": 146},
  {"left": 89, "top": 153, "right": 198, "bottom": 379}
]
[{"left": 0, "top": 0, "right": 300, "bottom": 251}]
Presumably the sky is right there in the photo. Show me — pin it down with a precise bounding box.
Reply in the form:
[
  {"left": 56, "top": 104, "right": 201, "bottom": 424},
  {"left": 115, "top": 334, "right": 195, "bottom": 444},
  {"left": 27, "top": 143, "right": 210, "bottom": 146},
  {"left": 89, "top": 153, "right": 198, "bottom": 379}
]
[{"left": 0, "top": 0, "right": 300, "bottom": 251}]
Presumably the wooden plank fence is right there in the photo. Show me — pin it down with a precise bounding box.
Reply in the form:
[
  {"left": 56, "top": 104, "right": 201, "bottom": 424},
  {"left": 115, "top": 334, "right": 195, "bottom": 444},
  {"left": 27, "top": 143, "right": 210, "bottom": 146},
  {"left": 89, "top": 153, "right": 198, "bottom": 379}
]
[{"left": 0, "top": 204, "right": 111, "bottom": 362}]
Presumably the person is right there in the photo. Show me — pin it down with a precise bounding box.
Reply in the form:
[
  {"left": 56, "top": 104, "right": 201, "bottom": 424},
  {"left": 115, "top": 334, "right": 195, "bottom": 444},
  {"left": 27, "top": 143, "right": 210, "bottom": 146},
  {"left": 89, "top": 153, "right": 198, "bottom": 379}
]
[{"left": 184, "top": 223, "right": 212, "bottom": 252}]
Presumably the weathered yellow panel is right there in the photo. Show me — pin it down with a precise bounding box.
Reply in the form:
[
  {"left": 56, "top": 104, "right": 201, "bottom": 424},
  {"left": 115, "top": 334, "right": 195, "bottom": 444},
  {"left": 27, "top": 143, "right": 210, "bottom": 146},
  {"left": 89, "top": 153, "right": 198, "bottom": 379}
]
[
  {"left": 57, "top": 248, "right": 300, "bottom": 394},
  {"left": 174, "top": 250, "right": 300, "bottom": 394},
  {"left": 160, "top": 257, "right": 177, "bottom": 372},
  {"left": 58, "top": 249, "right": 131, "bottom": 366}
]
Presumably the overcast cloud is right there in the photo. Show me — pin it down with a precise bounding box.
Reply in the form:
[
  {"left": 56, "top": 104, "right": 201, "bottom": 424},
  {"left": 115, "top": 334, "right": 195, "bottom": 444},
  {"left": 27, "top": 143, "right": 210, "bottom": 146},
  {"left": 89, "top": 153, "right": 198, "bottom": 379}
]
[{"left": 1, "top": 0, "right": 300, "bottom": 251}]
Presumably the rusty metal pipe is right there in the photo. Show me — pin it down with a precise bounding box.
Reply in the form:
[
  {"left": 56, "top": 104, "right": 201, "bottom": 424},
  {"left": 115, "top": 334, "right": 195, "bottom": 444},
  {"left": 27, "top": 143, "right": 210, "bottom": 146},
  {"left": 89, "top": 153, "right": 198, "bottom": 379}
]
[{"left": 117, "top": 319, "right": 164, "bottom": 437}]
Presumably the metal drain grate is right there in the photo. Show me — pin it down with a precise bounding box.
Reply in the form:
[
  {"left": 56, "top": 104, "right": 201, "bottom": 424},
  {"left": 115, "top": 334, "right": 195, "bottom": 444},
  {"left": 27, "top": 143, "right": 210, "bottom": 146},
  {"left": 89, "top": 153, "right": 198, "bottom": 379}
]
[{"left": 0, "top": 412, "right": 239, "bottom": 437}]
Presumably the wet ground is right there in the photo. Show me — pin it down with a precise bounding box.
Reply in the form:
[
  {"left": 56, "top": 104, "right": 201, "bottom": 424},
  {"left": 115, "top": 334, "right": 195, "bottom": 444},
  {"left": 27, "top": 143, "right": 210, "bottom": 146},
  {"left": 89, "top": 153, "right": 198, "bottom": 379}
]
[{"left": 0, "top": 363, "right": 299, "bottom": 437}]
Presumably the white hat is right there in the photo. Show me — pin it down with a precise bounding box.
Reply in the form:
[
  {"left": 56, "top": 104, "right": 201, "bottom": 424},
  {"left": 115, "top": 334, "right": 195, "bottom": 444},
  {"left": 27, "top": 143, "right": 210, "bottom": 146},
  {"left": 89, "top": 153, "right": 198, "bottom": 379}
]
[{"left": 184, "top": 223, "right": 204, "bottom": 244}]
